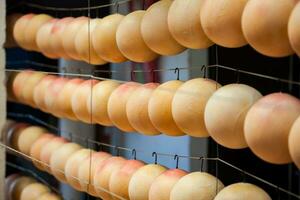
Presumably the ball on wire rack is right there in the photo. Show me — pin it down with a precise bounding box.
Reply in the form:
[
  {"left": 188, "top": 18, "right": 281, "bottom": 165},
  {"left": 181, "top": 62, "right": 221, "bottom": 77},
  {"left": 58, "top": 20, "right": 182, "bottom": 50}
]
[
  {"left": 92, "top": 14, "right": 128, "bottom": 63},
  {"left": 116, "top": 10, "right": 158, "bottom": 62},
  {"left": 148, "top": 80, "right": 185, "bottom": 136},
  {"left": 20, "top": 183, "right": 50, "bottom": 200},
  {"left": 289, "top": 115, "right": 300, "bottom": 169},
  {"left": 214, "top": 182, "right": 271, "bottom": 200},
  {"left": 204, "top": 84, "right": 262, "bottom": 149},
  {"left": 244, "top": 93, "right": 300, "bottom": 164},
  {"left": 141, "top": 0, "right": 186, "bottom": 55},
  {"left": 200, "top": 0, "right": 248, "bottom": 48},
  {"left": 128, "top": 164, "right": 167, "bottom": 200},
  {"left": 170, "top": 172, "right": 224, "bottom": 200},
  {"left": 168, "top": 0, "right": 213, "bottom": 49},
  {"left": 242, "top": 0, "right": 296, "bottom": 57},
  {"left": 288, "top": 1, "right": 300, "bottom": 57},
  {"left": 13, "top": 14, "right": 35, "bottom": 50},
  {"left": 172, "top": 78, "right": 221, "bottom": 137}
]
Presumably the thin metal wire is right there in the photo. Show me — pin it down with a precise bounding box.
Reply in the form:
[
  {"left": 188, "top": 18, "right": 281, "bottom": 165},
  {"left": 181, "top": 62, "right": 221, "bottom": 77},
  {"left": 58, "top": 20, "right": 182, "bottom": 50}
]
[
  {"left": 6, "top": 112, "right": 300, "bottom": 199},
  {"left": 22, "top": 0, "right": 131, "bottom": 11},
  {"left": 6, "top": 61, "right": 300, "bottom": 87}
]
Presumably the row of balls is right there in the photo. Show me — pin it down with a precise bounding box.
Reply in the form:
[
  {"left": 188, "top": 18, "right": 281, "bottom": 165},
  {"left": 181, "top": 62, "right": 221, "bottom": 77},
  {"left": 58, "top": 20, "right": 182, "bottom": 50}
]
[
  {"left": 7, "top": 0, "right": 300, "bottom": 63},
  {"left": 7, "top": 70, "right": 300, "bottom": 167},
  {"left": 4, "top": 120, "right": 272, "bottom": 200},
  {"left": 5, "top": 174, "right": 61, "bottom": 200}
]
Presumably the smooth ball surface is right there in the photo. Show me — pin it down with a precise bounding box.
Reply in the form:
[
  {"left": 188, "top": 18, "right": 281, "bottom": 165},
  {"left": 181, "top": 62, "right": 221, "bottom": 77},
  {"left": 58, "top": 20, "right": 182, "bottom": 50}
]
[
  {"left": 12, "top": 70, "right": 34, "bottom": 103},
  {"left": 242, "top": 0, "right": 296, "bottom": 57},
  {"left": 92, "top": 14, "right": 127, "bottom": 63},
  {"left": 172, "top": 78, "right": 220, "bottom": 137},
  {"left": 24, "top": 14, "right": 53, "bottom": 51},
  {"left": 108, "top": 82, "right": 141, "bottom": 132},
  {"left": 201, "top": 0, "right": 248, "bottom": 48},
  {"left": 33, "top": 75, "right": 57, "bottom": 112},
  {"left": 13, "top": 14, "right": 35, "bottom": 49},
  {"left": 20, "top": 183, "right": 50, "bottom": 200},
  {"left": 78, "top": 151, "right": 112, "bottom": 196},
  {"left": 40, "top": 137, "right": 68, "bottom": 172},
  {"left": 116, "top": 11, "right": 158, "bottom": 62},
  {"left": 168, "top": 0, "right": 213, "bottom": 49},
  {"left": 288, "top": 2, "right": 300, "bottom": 57},
  {"left": 148, "top": 80, "right": 184, "bottom": 136},
  {"left": 17, "top": 126, "right": 47, "bottom": 155},
  {"left": 126, "top": 83, "right": 160, "bottom": 135},
  {"left": 87, "top": 80, "right": 120, "bottom": 126},
  {"left": 50, "top": 142, "right": 83, "bottom": 182},
  {"left": 75, "top": 19, "right": 107, "bottom": 64},
  {"left": 128, "top": 164, "right": 167, "bottom": 200},
  {"left": 109, "top": 159, "right": 145, "bottom": 200},
  {"left": 289, "top": 116, "right": 300, "bottom": 169},
  {"left": 205, "top": 84, "right": 262, "bottom": 149},
  {"left": 141, "top": 0, "right": 185, "bottom": 55},
  {"left": 56, "top": 78, "right": 84, "bottom": 121},
  {"left": 170, "top": 172, "right": 224, "bottom": 200},
  {"left": 30, "top": 134, "right": 56, "bottom": 170},
  {"left": 149, "top": 169, "right": 187, "bottom": 200},
  {"left": 214, "top": 183, "right": 271, "bottom": 200},
  {"left": 5, "top": 13, "right": 22, "bottom": 48},
  {"left": 65, "top": 149, "right": 94, "bottom": 191},
  {"left": 71, "top": 79, "right": 99, "bottom": 123},
  {"left": 94, "top": 156, "right": 127, "bottom": 200},
  {"left": 7, "top": 176, "right": 36, "bottom": 200},
  {"left": 244, "top": 93, "right": 300, "bottom": 164},
  {"left": 39, "top": 193, "right": 62, "bottom": 200},
  {"left": 36, "top": 19, "right": 59, "bottom": 59}
]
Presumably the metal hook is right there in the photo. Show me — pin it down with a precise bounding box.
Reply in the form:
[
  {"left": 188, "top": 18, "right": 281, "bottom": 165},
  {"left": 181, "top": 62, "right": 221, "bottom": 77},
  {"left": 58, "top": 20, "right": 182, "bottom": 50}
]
[
  {"left": 152, "top": 152, "right": 158, "bottom": 164},
  {"left": 174, "top": 155, "right": 179, "bottom": 169},
  {"left": 199, "top": 156, "right": 204, "bottom": 172},
  {"left": 131, "top": 70, "right": 135, "bottom": 82},
  {"left": 201, "top": 65, "right": 207, "bottom": 78},
  {"left": 174, "top": 68, "right": 180, "bottom": 80},
  {"left": 132, "top": 149, "right": 137, "bottom": 160}
]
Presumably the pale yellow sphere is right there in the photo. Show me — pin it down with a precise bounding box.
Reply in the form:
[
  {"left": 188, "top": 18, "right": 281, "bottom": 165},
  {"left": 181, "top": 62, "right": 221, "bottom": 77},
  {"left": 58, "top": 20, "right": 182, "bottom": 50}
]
[
  {"left": 92, "top": 14, "right": 127, "bottom": 63},
  {"left": 36, "top": 19, "right": 60, "bottom": 59},
  {"left": 128, "top": 164, "right": 167, "bottom": 200},
  {"left": 62, "top": 17, "right": 89, "bottom": 60},
  {"left": 289, "top": 116, "right": 300, "bottom": 169},
  {"left": 205, "top": 84, "right": 262, "bottom": 149},
  {"left": 126, "top": 83, "right": 160, "bottom": 135},
  {"left": 214, "top": 183, "right": 271, "bottom": 200},
  {"left": 168, "top": 0, "right": 213, "bottom": 49},
  {"left": 94, "top": 156, "right": 127, "bottom": 200},
  {"left": 24, "top": 14, "right": 53, "bottom": 51},
  {"left": 242, "top": 0, "right": 297, "bottom": 57},
  {"left": 200, "top": 0, "right": 248, "bottom": 48},
  {"left": 12, "top": 70, "right": 34, "bottom": 103},
  {"left": 288, "top": 2, "right": 300, "bottom": 57},
  {"left": 50, "top": 142, "right": 83, "bottom": 183},
  {"left": 87, "top": 80, "right": 120, "bottom": 126},
  {"left": 116, "top": 11, "right": 158, "bottom": 62},
  {"left": 148, "top": 80, "right": 185, "bottom": 136},
  {"left": 50, "top": 17, "right": 74, "bottom": 59},
  {"left": 244, "top": 93, "right": 300, "bottom": 164},
  {"left": 13, "top": 14, "right": 35, "bottom": 49},
  {"left": 170, "top": 172, "right": 224, "bottom": 200},
  {"left": 149, "top": 169, "right": 187, "bottom": 200},
  {"left": 17, "top": 126, "right": 47, "bottom": 155},
  {"left": 75, "top": 19, "right": 107, "bottom": 65},
  {"left": 141, "top": 0, "right": 185, "bottom": 55},
  {"left": 172, "top": 78, "right": 220, "bottom": 137},
  {"left": 65, "top": 149, "right": 94, "bottom": 191},
  {"left": 107, "top": 82, "right": 141, "bottom": 132},
  {"left": 7, "top": 176, "right": 36, "bottom": 200},
  {"left": 39, "top": 193, "right": 62, "bottom": 200},
  {"left": 20, "top": 183, "right": 50, "bottom": 200}
]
